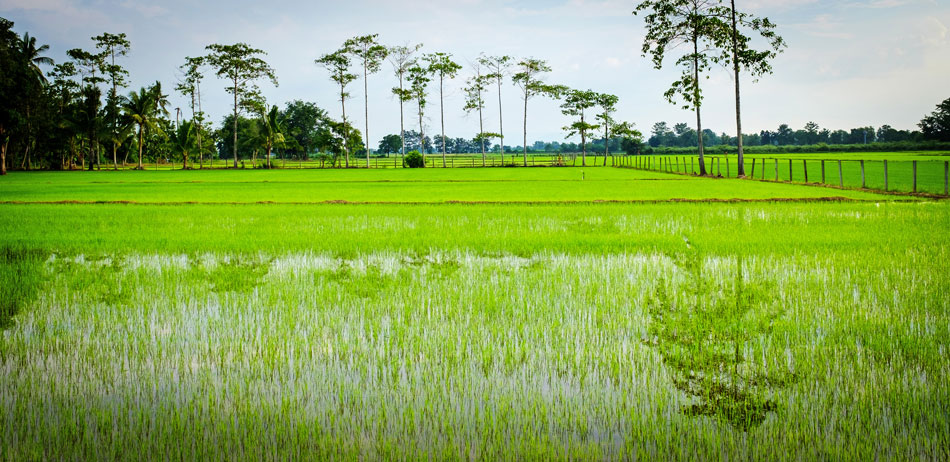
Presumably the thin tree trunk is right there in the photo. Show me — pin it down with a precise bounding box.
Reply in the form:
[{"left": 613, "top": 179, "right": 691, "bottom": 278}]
[
  {"left": 440, "top": 74, "right": 446, "bottom": 167},
  {"left": 522, "top": 87, "right": 528, "bottom": 166},
  {"left": 183, "top": 150, "right": 188, "bottom": 170},
  {"left": 603, "top": 113, "right": 610, "bottom": 167},
  {"left": 497, "top": 78, "right": 504, "bottom": 161},
  {"left": 341, "top": 82, "right": 349, "bottom": 168},
  {"left": 478, "top": 87, "right": 486, "bottom": 167},
  {"left": 418, "top": 100, "right": 424, "bottom": 157},
  {"left": 398, "top": 74, "right": 406, "bottom": 163},
  {"left": 731, "top": 0, "right": 745, "bottom": 177},
  {"left": 197, "top": 79, "right": 204, "bottom": 169},
  {"left": 1, "top": 137, "right": 7, "bottom": 176},
  {"left": 363, "top": 60, "right": 371, "bottom": 168},
  {"left": 20, "top": 145, "right": 29, "bottom": 170},
  {"left": 233, "top": 77, "right": 239, "bottom": 168},
  {"left": 693, "top": 36, "right": 707, "bottom": 176},
  {"left": 581, "top": 111, "right": 587, "bottom": 167},
  {"left": 137, "top": 125, "right": 144, "bottom": 170},
  {"left": 267, "top": 145, "right": 272, "bottom": 169}
]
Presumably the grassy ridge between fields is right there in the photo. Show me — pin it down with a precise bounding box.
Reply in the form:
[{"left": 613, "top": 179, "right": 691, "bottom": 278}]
[
  {"left": 0, "top": 167, "right": 900, "bottom": 203},
  {"left": 1, "top": 202, "right": 945, "bottom": 255}
]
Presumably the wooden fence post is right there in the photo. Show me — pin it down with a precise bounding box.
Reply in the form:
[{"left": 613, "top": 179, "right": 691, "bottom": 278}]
[
  {"left": 750, "top": 158, "right": 756, "bottom": 178},
  {"left": 884, "top": 160, "right": 888, "bottom": 191},
  {"left": 726, "top": 156, "right": 730, "bottom": 178},
  {"left": 821, "top": 160, "right": 826, "bottom": 184},
  {"left": 789, "top": 159, "right": 793, "bottom": 182},
  {"left": 838, "top": 161, "right": 843, "bottom": 187},
  {"left": 803, "top": 159, "right": 808, "bottom": 183},
  {"left": 774, "top": 158, "right": 779, "bottom": 181},
  {"left": 860, "top": 160, "right": 866, "bottom": 188},
  {"left": 913, "top": 160, "right": 917, "bottom": 193}
]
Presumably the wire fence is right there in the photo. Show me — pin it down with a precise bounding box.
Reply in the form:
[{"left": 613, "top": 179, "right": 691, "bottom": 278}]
[{"left": 614, "top": 155, "right": 950, "bottom": 196}]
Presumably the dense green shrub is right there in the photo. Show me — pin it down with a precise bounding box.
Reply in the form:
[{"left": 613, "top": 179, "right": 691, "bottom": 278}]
[{"left": 404, "top": 150, "right": 425, "bottom": 168}]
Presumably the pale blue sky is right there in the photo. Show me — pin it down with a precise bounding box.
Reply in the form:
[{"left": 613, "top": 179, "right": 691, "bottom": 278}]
[{"left": 2, "top": 0, "right": 947, "bottom": 145}]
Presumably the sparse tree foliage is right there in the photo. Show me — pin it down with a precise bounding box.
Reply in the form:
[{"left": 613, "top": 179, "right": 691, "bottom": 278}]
[
  {"left": 93, "top": 32, "right": 131, "bottom": 170},
  {"left": 479, "top": 55, "right": 512, "bottom": 162},
  {"left": 710, "top": 1, "right": 785, "bottom": 176},
  {"left": 407, "top": 63, "right": 431, "bottom": 159},
  {"left": 388, "top": 43, "right": 423, "bottom": 159},
  {"left": 316, "top": 48, "right": 357, "bottom": 167},
  {"left": 560, "top": 89, "right": 600, "bottom": 166},
  {"left": 345, "top": 34, "right": 388, "bottom": 167},
  {"left": 424, "top": 52, "right": 462, "bottom": 167},
  {"left": 595, "top": 93, "right": 620, "bottom": 165},
  {"left": 512, "top": 58, "right": 559, "bottom": 166},
  {"left": 463, "top": 61, "right": 491, "bottom": 166},
  {"left": 205, "top": 43, "right": 278, "bottom": 168},
  {"left": 635, "top": 0, "right": 722, "bottom": 176}
]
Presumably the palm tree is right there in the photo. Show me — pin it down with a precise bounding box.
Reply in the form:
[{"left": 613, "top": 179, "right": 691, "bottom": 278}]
[
  {"left": 16, "top": 32, "right": 54, "bottom": 170},
  {"left": 122, "top": 86, "right": 163, "bottom": 170},
  {"left": 18, "top": 33, "right": 53, "bottom": 83},
  {"left": 261, "top": 105, "right": 284, "bottom": 169},
  {"left": 169, "top": 120, "right": 195, "bottom": 169}
]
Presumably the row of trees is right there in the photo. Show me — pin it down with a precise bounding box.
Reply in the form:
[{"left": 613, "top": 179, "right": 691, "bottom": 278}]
[
  {"left": 4, "top": 8, "right": 949, "bottom": 174},
  {"left": 0, "top": 19, "right": 182, "bottom": 174},
  {"left": 647, "top": 121, "right": 932, "bottom": 147},
  {"left": 315, "top": 35, "right": 643, "bottom": 168}
]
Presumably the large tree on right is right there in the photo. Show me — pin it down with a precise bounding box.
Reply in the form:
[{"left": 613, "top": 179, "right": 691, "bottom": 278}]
[
  {"left": 634, "top": 0, "right": 722, "bottom": 176},
  {"left": 920, "top": 98, "right": 950, "bottom": 142},
  {"left": 712, "top": 1, "right": 785, "bottom": 177}
]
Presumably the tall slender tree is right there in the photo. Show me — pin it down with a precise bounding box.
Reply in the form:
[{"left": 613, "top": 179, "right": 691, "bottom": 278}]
[
  {"left": 407, "top": 64, "right": 431, "bottom": 159},
  {"left": 479, "top": 55, "right": 512, "bottom": 158},
  {"left": 388, "top": 43, "right": 423, "bottom": 161},
  {"left": 93, "top": 33, "right": 130, "bottom": 170},
  {"left": 635, "top": 0, "right": 722, "bottom": 176},
  {"left": 560, "top": 89, "right": 600, "bottom": 167},
  {"left": 512, "top": 58, "right": 557, "bottom": 166},
  {"left": 176, "top": 56, "right": 208, "bottom": 168},
  {"left": 345, "top": 34, "right": 388, "bottom": 168},
  {"left": 316, "top": 49, "right": 356, "bottom": 167},
  {"left": 205, "top": 43, "right": 278, "bottom": 168},
  {"left": 595, "top": 93, "right": 620, "bottom": 166},
  {"left": 424, "top": 52, "right": 462, "bottom": 167},
  {"left": 712, "top": 1, "right": 785, "bottom": 176},
  {"left": 462, "top": 62, "right": 490, "bottom": 166}
]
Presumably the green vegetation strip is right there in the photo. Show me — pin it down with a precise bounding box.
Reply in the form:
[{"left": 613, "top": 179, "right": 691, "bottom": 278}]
[
  {"left": 0, "top": 201, "right": 947, "bottom": 459},
  {"left": 0, "top": 168, "right": 899, "bottom": 203}
]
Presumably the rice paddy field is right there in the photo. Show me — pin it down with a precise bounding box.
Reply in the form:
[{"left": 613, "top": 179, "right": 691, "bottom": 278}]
[{"left": 1, "top": 166, "right": 948, "bottom": 460}]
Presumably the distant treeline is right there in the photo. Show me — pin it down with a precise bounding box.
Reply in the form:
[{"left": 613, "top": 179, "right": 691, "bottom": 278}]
[{"left": 639, "top": 141, "right": 950, "bottom": 155}]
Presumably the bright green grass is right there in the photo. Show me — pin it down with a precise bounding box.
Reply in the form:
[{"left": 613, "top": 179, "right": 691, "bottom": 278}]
[
  {"left": 0, "top": 201, "right": 948, "bottom": 459},
  {"left": 0, "top": 167, "right": 899, "bottom": 203},
  {"left": 0, "top": 169, "right": 947, "bottom": 460},
  {"left": 636, "top": 154, "right": 949, "bottom": 195},
  {"left": 0, "top": 202, "right": 944, "bottom": 255}
]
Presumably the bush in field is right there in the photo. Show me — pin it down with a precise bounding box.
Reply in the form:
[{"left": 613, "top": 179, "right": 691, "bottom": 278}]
[{"left": 404, "top": 150, "right": 425, "bottom": 168}]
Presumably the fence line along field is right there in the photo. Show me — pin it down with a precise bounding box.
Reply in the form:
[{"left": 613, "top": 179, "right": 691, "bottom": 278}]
[{"left": 1, "top": 166, "right": 948, "bottom": 460}]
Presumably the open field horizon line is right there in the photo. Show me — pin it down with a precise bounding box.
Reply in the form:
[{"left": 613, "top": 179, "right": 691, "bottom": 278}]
[{"left": 0, "top": 197, "right": 924, "bottom": 206}]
